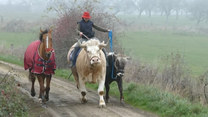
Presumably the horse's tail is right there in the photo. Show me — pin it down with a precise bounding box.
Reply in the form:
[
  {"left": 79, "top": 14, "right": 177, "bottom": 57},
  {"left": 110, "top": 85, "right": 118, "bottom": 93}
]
[{"left": 28, "top": 69, "right": 35, "bottom": 82}]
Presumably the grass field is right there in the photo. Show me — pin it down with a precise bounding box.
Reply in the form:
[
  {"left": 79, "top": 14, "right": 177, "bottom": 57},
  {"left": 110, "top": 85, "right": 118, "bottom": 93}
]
[
  {"left": 0, "top": 32, "right": 37, "bottom": 48},
  {"left": 118, "top": 30, "right": 208, "bottom": 76}
]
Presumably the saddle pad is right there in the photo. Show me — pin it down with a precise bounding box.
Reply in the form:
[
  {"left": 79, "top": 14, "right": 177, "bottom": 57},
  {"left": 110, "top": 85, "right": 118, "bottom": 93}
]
[
  {"left": 24, "top": 40, "right": 56, "bottom": 75},
  {"left": 70, "top": 48, "right": 81, "bottom": 67}
]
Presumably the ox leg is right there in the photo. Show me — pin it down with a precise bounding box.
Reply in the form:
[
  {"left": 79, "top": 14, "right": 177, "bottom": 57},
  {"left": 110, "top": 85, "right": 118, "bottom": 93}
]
[
  {"left": 79, "top": 78, "right": 87, "bottom": 103},
  {"left": 29, "top": 71, "right": 36, "bottom": 97},
  {"left": 117, "top": 78, "right": 124, "bottom": 104},
  {"left": 37, "top": 74, "right": 46, "bottom": 103},
  {"left": 98, "top": 79, "right": 106, "bottom": 107},
  {"left": 45, "top": 75, "right": 51, "bottom": 101},
  {"left": 105, "top": 80, "right": 113, "bottom": 103}
]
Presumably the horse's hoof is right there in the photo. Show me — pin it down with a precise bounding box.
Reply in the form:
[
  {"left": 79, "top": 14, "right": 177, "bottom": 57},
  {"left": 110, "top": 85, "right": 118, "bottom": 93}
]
[
  {"left": 45, "top": 98, "right": 49, "bottom": 102},
  {"left": 31, "top": 92, "right": 36, "bottom": 97},
  {"left": 45, "top": 95, "right": 49, "bottom": 101},
  {"left": 38, "top": 98, "right": 42, "bottom": 104},
  {"left": 41, "top": 104, "right": 48, "bottom": 108}
]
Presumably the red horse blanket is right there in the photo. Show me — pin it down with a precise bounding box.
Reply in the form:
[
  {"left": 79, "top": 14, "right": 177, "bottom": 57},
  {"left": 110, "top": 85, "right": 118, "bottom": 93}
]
[{"left": 24, "top": 40, "right": 56, "bottom": 75}]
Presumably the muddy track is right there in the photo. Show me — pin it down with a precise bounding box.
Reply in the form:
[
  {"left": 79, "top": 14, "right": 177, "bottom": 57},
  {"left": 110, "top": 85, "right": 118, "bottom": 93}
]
[{"left": 0, "top": 61, "right": 157, "bottom": 117}]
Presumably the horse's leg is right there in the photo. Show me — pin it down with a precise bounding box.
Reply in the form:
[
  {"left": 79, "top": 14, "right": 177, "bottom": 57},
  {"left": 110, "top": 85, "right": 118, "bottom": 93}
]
[
  {"left": 98, "top": 77, "right": 106, "bottom": 108},
  {"left": 29, "top": 71, "right": 36, "bottom": 97},
  {"left": 117, "top": 78, "right": 124, "bottom": 104},
  {"left": 37, "top": 74, "right": 46, "bottom": 103},
  {"left": 45, "top": 75, "right": 51, "bottom": 101},
  {"left": 78, "top": 76, "right": 87, "bottom": 103}
]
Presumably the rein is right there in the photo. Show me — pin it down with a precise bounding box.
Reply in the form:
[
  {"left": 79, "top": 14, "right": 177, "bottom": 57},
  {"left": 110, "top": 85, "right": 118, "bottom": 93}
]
[{"left": 82, "top": 33, "right": 90, "bottom": 40}]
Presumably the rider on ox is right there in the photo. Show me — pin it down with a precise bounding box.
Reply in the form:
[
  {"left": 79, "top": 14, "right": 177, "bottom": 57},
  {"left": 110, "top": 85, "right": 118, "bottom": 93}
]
[
  {"left": 69, "top": 39, "right": 108, "bottom": 107},
  {"left": 69, "top": 11, "right": 110, "bottom": 67}
]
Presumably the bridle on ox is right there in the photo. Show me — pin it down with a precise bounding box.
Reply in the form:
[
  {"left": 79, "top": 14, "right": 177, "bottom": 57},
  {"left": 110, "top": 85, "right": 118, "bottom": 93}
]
[{"left": 111, "top": 57, "right": 125, "bottom": 79}]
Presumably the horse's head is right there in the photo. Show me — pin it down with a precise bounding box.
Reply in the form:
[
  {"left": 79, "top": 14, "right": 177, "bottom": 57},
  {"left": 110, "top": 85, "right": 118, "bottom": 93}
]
[{"left": 39, "top": 28, "right": 53, "bottom": 59}]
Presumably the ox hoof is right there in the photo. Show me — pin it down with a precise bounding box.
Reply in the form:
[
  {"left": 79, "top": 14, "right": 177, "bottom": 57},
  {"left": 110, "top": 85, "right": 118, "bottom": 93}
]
[
  {"left": 31, "top": 92, "right": 36, "bottom": 97},
  {"left": 99, "top": 104, "right": 106, "bottom": 108},
  {"left": 99, "top": 100, "right": 106, "bottom": 108},
  {"left": 81, "top": 98, "right": 88, "bottom": 104},
  {"left": 104, "top": 97, "right": 110, "bottom": 103},
  {"left": 120, "top": 100, "right": 125, "bottom": 106},
  {"left": 106, "top": 99, "right": 110, "bottom": 103}
]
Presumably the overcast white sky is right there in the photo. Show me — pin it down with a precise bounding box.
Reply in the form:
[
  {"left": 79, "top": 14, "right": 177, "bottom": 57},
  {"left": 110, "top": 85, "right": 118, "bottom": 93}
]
[{"left": 0, "top": 0, "right": 23, "bottom": 5}]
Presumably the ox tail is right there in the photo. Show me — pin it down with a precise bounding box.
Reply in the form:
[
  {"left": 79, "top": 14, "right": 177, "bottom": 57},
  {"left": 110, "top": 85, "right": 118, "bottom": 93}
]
[{"left": 67, "top": 49, "right": 71, "bottom": 63}]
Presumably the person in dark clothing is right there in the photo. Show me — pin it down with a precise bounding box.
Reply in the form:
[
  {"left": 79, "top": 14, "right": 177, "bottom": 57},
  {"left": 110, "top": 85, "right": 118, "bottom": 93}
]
[{"left": 69, "top": 12, "right": 110, "bottom": 67}]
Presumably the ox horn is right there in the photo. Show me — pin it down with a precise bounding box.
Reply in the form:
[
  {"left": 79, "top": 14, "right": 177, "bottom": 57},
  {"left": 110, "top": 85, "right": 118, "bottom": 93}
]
[{"left": 99, "top": 41, "right": 108, "bottom": 49}]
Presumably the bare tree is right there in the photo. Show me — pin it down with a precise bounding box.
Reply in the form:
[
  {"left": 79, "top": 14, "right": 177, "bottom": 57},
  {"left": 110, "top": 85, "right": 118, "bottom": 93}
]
[
  {"left": 188, "top": 0, "right": 208, "bottom": 24},
  {"left": 158, "top": 0, "right": 174, "bottom": 21}
]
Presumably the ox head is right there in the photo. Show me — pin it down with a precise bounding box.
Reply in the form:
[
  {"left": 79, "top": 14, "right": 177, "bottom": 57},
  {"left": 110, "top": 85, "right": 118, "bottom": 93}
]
[
  {"left": 78, "top": 39, "right": 107, "bottom": 65},
  {"left": 109, "top": 52, "right": 130, "bottom": 78}
]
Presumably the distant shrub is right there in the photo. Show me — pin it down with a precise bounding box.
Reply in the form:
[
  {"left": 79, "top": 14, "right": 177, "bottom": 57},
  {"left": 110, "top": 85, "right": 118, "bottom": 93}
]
[
  {"left": 51, "top": 1, "right": 120, "bottom": 68},
  {"left": 2, "top": 19, "right": 28, "bottom": 32}
]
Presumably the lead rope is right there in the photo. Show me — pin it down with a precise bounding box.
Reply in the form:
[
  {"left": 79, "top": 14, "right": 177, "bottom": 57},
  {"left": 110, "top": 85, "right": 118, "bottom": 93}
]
[{"left": 109, "top": 30, "right": 115, "bottom": 79}]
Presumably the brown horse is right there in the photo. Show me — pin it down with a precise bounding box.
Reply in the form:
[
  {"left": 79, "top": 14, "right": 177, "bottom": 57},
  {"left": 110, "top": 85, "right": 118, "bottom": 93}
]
[{"left": 24, "top": 28, "right": 56, "bottom": 104}]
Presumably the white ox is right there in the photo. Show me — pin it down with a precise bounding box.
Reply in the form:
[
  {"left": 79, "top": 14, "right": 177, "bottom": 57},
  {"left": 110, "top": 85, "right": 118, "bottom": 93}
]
[{"left": 67, "top": 38, "right": 107, "bottom": 107}]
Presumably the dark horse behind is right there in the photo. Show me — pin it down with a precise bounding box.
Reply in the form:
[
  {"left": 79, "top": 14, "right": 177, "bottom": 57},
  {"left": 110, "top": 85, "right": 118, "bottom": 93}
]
[{"left": 24, "top": 28, "right": 56, "bottom": 104}]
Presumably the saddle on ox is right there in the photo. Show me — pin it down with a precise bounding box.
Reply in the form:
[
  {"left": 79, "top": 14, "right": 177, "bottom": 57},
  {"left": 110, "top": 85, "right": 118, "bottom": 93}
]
[{"left": 67, "top": 37, "right": 107, "bottom": 68}]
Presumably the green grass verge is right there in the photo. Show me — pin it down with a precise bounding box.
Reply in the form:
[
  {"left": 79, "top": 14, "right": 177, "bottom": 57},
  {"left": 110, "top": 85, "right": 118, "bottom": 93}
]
[
  {"left": 79, "top": 80, "right": 208, "bottom": 117},
  {"left": 0, "top": 54, "right": 23, "bottom": 66},
  {"left": 122, "top": 83, "right": 208, "bottom": 117}
]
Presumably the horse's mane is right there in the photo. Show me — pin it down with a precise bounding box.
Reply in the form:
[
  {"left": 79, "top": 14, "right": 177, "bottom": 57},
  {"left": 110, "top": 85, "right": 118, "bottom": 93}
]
[{"left": 39, "top": 29, "right": 48, "bottom": 41}]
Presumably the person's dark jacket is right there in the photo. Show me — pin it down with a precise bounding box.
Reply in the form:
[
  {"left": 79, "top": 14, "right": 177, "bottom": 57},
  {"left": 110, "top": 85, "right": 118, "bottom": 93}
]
[{"left": 76, "top": 19, "right": 108, "bottom": 39}]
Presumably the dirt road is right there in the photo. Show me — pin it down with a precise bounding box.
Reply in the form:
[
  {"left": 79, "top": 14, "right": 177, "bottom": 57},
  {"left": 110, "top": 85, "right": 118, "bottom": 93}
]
[{"left": 0, "top": 60, "right": 157, "bottom": 117}]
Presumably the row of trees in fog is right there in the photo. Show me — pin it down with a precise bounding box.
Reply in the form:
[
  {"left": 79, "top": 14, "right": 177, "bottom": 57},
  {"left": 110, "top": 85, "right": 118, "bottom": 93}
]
[
  {"left": 104, "top": 0, "right": 208, "bottom": 24},
  {"left": 47, "top": 0, "right": 208, "bottom": 24},
  {"left": 1, "top": 0, "right": 208, "bottom": 24}
]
